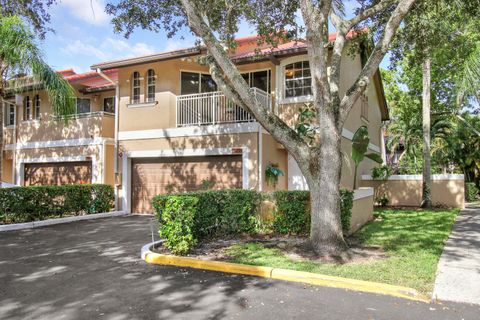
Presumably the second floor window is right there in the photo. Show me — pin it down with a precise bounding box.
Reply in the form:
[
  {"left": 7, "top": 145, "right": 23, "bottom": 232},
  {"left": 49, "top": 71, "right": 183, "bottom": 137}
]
[
  {"left": 103, "top": 97, "right": 115, "bottom": 113},
  {"left": 241, "top": 70, "right": 271, "bottom": 92},
  {"left": 76, "top": 98, "right": 91, "bottom": 114},
  {"left": 146, "top": 69, "right": 156, "bottom": 102},
  {"left": 8, "top": 104, "right": 15, "bottom": 126},
  {"left": 181, "top": 72, "right": 217, "bottom": 95},
  {"left": 34, "top": 95, "right": 41, "bottom": 120},
  {"left": 132, "top": 71, "right": 141, "bottom": 103},
  {"left": 23, "top": 96, "right": 31, "bottom": 120},
  {"left": 284, "top": 61, "right": 312, "bottom": 99}
]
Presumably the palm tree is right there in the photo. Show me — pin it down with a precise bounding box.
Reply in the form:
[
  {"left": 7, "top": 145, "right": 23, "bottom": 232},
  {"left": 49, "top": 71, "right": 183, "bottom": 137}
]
[{"left": 0, "top": 15, "right": 76, "bottom": 185}]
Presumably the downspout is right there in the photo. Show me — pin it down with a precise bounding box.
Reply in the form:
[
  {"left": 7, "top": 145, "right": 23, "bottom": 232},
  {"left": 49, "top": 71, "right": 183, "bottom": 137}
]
[
  {"left": 258, "top": 125, "right": 263, "bottom": 192},
  {"left": 96, "top": 68, "right": 119, "bottom": 211}
]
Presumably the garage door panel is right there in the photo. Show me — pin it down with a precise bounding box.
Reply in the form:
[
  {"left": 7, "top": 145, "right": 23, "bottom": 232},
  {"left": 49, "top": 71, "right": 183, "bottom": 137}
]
[
  {"left": 24, "top": 161, "right": 92, "bottom": 186},
  {"left": 131, "top": 155, "right": 242, "bottom": 214}
]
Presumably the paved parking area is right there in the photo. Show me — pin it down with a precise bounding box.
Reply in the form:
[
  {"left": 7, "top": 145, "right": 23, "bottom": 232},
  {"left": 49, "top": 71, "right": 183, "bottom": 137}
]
[{"left": 1, "top": 215, "right": 479, "bottom": 320}]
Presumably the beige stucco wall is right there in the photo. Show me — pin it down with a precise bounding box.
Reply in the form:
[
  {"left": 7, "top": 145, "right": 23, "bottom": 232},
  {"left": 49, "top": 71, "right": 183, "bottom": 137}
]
[
  {"left": 104, "top": 144, "right": 115, "bottom": 185},
  {"left": 14, "top": 113, "right": 114, "bottom": 143},
  {"left": 2, "top": 157, "right": 13, "bottom": 183},
  {"left": 117, "top": 58, "right": 276, "bottom": 132},
  {"left": 361, "top": 178, "right": 465, "bottom": 208},
  {"left": 349, "top": 195, "right": 374, "bottom": 235},
  {"left": 261, "top": 132, "right": 288, "bottom": 191}
]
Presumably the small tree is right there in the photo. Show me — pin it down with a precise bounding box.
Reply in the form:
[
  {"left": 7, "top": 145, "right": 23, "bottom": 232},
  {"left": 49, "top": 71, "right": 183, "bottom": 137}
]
[
  {"left": 351, "top": 126, "right": 383, "bottom": 189},
  {"left": 107, "top": 0, "right": 417, "bottom": 254},
  {"left": 0, "top": 16, "right": 76, "bottom": 185}
]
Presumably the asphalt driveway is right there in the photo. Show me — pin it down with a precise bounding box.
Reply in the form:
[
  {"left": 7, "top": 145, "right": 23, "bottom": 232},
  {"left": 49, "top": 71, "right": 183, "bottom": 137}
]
[{"left": 0, "top": 215, "right": 478, "bottom": 320}]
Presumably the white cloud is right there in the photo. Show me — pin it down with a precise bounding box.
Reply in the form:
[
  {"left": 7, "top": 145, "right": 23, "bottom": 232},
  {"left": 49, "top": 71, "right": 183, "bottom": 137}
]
[
  {"left": 61, "top": 37, "right": 157, "bottom": 63},
  {"left": 164, "top": 39, "right": 196, "bottom": 52},
  {"left": 60, "top": 0, "right": 109, "bottom": 26},
  {"left": 62, "top": 39, "right": 109, "bottom": 60}
]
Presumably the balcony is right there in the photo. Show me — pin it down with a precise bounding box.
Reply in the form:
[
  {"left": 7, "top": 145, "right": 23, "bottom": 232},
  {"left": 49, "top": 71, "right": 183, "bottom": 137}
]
[
  {"left": 15, "top": 111, "right": 115, "bottom": 145},
  {"left": 176, "top": 88, "right": 272, "bottom": 127}
]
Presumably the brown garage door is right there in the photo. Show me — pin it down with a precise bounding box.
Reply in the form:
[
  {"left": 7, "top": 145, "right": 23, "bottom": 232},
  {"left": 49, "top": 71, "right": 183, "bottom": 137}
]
[
  {"left": 24, "top": 161, "right": 92, "bottom": 186},
  {"left": 131, "top": 155, "right": 242, "bottom": 214}
]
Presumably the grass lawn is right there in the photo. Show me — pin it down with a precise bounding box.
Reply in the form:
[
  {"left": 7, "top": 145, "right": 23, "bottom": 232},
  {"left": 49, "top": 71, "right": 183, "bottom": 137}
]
[{"left": 226, "top": 208, "right": 458, "bottom": 295}]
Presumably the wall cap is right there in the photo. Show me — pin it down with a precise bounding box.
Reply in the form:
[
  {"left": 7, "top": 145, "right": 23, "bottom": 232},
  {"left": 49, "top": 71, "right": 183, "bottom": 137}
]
[{"left": 362, "top": 174, "right": 465, "bottom": 181}]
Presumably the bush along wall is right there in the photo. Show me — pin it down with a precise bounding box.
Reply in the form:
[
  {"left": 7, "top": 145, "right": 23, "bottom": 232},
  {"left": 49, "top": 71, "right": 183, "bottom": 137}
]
[
  {"left": 0, "top": 184, "right": 114, "bottom": 224},
  {"left": 465, "top": 182, "right": 479, "bottom": 202},
  {"left": 153, "top": 189, "right": 354, "bottom": 255}
]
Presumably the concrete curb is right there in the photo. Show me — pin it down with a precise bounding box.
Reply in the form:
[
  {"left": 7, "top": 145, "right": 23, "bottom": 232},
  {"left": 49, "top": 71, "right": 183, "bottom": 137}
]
[
  {"left": 0, "top": 211, "right": 128, "bottom": 232},
  {"left": 141, "top": 241, "right": 429, "bottom": 303}
]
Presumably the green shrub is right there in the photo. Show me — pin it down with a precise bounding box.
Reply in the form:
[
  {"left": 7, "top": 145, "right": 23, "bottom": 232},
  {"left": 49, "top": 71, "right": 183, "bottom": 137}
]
[
  {"left": 153, "top": 189, "right": 355, "bottom": 254},
  {"left": 465, "top": 182, "right": 479, "bottom": 202},
  {"left": 153, "top": 189, "right": 261, "bottom": 254},
  {"left": 272, "top": 190, "right": 354, "bottom": 234},
  {"left": 0, "top": 184, "right": 114, "bottom": 224},
  {"left": 271, "top": 191, "right": 310, "bottom": 234},
  {"left": 159, "top": 196, "right": 198, "bottom": 255}
]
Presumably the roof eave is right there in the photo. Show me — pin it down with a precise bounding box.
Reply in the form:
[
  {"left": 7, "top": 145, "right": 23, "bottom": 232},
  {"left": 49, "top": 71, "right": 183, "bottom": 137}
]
[{"left": 91, "top": 47, "right": 204, "bottom": 70}]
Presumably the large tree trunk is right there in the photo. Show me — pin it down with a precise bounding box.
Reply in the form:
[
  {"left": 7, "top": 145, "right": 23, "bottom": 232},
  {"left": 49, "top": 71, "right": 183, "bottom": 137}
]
[
  {"left": 306, "top": 110, "right": 347, "bottom": 255},
  {"left": 421, "top": 53, "right": 432, "bottom": 208}
]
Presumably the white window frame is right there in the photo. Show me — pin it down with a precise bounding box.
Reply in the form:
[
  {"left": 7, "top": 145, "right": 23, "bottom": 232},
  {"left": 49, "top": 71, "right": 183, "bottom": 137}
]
[
  {"left": 179, "top": 70, "right": 218, "bottom": 95},
  {"left": 132, "top": 71, "right": 141, "bottom": 104},
  {"left": 34, "top": 94, "right": 41, "bottom": 120},
  {"left": 276, "top": 55, "right": 314, "bottom": 104},
  {"left": 76, "top": 97, "right": 91, "bottom": 114},
  {"left": 103, "top": 96, "right": 116, "bottom": 113},
  {"left": 240, "top": 69, "right": 272, "bottom": 93},
  {"left": 146, "top": 69, "right": 156, "bottom": 102},
  {"left": 23, "top": 96, "right": 32, "bottom": 121}
]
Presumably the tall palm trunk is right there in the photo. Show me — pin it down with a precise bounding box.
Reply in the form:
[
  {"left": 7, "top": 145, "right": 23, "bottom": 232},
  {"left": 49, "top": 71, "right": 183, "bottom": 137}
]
[{"left": 421, "top": 51, "right": 432, "bottom": 208}]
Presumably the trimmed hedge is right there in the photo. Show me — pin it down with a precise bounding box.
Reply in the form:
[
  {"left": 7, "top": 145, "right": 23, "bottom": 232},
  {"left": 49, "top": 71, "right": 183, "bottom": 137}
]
[
  {"left": 465, "top": 182, "right": 479, "bottom": 202},
  {"left": 153, "top": 190, "right": 261, "bottom": 251},
  {"left": 271, "top": 190, "right": 354, "bottom": 235},
  {"left": 0, "top": 184, "right": 114, "bottom": 224},
  {"left": 153, "top": 189, "right": 354, "bottom": 254}
]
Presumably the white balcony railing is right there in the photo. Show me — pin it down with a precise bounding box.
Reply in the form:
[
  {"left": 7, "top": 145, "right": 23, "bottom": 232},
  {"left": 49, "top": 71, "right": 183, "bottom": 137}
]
[{"left": 176, "top": 87, "right": 272, "bottom": 127}]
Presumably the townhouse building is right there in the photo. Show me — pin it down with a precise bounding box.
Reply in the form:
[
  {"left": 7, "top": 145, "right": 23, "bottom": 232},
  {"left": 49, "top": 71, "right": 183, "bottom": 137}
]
[
  {"left": 2, "top": 69, "right": 117, "bottom": 187},
  {"left": 91, "top": 34, "right": 388, "bottom": 213},
  {"left": 2, "top": 34, "right": 387, "bottom": 214}
]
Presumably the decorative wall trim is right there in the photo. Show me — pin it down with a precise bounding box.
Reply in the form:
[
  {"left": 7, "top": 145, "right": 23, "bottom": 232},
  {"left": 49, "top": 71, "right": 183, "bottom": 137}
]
[
  {"left": 121, "top": 147, "right": 251, "bottom": 213},
  {"left": 361, "top": 174, "right": 465, "bottom": 181},
  {"left": 118, "top": 122, "right": 260, "bottom": 141},
  {"left": 127, "top": 101, "right": 158, "bottom": 109},
  {"left": 354, "top": 187, "right": 374, "bottom": 200},
  {"left": 5, "top": 137, "right": 114, "bottom": 151}
]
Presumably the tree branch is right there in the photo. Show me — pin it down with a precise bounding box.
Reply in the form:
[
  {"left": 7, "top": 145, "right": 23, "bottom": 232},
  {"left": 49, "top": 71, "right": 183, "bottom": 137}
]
[
  {"left": 340, "top": 0, "right": 416, "bottom": 125},
  {"left": 179, "top": 0, "right": 310, "bottom": 159},
  {"left": 346, "top": 0, "right": 399, "bottom": 30}
]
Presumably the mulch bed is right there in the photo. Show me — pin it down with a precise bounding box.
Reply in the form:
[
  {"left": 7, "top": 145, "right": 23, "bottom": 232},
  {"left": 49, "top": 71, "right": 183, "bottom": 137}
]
[{"left": 152, "top": 234, "right": 385, "bottom": 265}]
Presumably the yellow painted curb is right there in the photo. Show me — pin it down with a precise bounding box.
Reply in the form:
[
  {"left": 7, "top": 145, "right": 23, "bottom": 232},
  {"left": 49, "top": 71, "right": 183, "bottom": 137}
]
[
  {"left": 143, "top": 249, "right": 429, "bottom": 303},
  {"left": 271, "top": 268, "right": 429, "bottom": 302},
  {"left": 144, "top": 252, "right": 273, "bottom": 278}
]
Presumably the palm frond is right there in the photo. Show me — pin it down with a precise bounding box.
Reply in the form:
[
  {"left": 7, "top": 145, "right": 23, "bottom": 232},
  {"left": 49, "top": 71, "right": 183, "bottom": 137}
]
[{"left": 0, "top": 15, "right": 76, "bottom": 118}]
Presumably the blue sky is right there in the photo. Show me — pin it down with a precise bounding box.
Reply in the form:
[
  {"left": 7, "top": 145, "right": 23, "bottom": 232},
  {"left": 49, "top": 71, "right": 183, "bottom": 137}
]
[{"left": 41, "top": 0, "right": 390, "bottom": 73}]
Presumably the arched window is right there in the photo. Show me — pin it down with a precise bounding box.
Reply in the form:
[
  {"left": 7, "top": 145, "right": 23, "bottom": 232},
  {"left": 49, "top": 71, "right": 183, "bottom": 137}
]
[
  {"left": 23, "top": 96, "right": 31, "bottom": 120},
  {"left": 132, "top": 71, "right": 141, "bottom": 103},
  {"left": 34, "top": 95, "right": 41, "bottom": 119},
  {"left": 146, "top": 69, "right": 156, "bottom": 102},
  {"left": 284, "top": 61, "right": 312, "bottom": 98}
]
